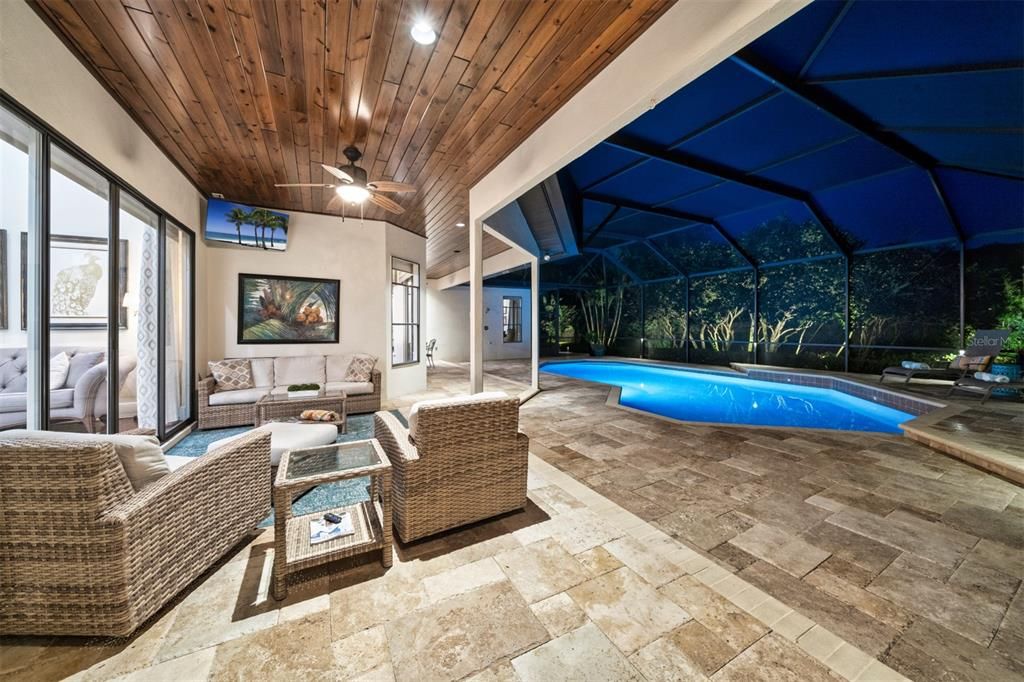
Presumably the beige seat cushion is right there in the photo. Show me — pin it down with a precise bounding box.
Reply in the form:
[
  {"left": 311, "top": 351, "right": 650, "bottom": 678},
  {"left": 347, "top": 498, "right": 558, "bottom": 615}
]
[
  {"left": 324, "top": 381, "right": 374, "bottom": 396},
  {"left": 4, "top": 429, "right": 169, "bottom": 492},
  {"left": 407, "top": 391, "right": 509, "bottom": 442},
  {"left": 325, "top": 354, "right": 355, "bottom": 383},
  {"left": 207, "top": 422, "right": 337, "bottom": 466},
  {"left": 249, "top": 358, "right": 276, "bottom": 388},
  {"left": 274, "top": 356, "right": 326, "bottom": 386},
  {"left": 208, "top": 387, "right": 270, "bottom": 406}
]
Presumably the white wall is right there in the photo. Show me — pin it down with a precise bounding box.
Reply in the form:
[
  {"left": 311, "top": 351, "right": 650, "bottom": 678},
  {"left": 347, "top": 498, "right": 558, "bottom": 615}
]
[
  {"left": 0, "top": 0, "right": 207, "bottom": 364},
  {"left": 426, "top": 283, "right": 532, "bottom": 363},
  {"left": 203, "top": 211, "right": 426, "bottom": 399}
]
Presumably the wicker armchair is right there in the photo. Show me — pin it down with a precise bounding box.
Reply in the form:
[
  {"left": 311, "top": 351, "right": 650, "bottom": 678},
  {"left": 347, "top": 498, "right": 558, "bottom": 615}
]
[
  {"left": 373, "top": 395, "right": 529, "bottom": 543},
  {"left": 0, "top": 430, "right": 271, "bottom": 637},
  {"left": 198, "top": 369, "right": 381, "bottom": 430}
]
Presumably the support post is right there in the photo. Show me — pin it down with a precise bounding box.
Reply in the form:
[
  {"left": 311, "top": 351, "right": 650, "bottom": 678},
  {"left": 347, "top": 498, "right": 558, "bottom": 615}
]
[
  {"left": 531, "top": 257, "right": 540, "bottom": 391},
  {"left": 959, "top": 242, "right": 966, "bottom": 350},
  {"left": 469, "top": 218, "right": 484, "bottom": 393}
]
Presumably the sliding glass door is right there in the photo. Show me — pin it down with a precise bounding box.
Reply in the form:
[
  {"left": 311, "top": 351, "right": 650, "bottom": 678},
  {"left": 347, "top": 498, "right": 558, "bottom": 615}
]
[
  {"left": 0, "top": 105, "right": 42, "bottom": 431},
  {"left": 0, "top": 96, "right": 196, "bottom": 439}
]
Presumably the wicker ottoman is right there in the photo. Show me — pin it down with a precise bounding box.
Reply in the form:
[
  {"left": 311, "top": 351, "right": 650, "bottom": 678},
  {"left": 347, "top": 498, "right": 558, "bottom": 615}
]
[{"left": 207, "top": 422, "right": 338, "bottom": 466}]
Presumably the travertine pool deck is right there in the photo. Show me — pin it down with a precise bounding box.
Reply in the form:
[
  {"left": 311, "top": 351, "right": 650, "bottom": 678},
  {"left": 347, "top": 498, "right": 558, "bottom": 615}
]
[{"left": 1, "top": 360, "right": 1020, "bottom": 681}]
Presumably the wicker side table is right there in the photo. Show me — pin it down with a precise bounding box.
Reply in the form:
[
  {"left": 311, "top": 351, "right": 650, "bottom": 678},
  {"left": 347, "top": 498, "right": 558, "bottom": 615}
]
[
  {"left": 272, "top": 439, "right": 392, "bottom": 600},
  {"left": 256, "top": 390, "right": 347, "bottom": 432}
]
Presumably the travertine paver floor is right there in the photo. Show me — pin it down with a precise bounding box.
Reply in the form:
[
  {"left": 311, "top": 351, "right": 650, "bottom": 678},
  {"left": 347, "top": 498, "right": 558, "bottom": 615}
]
[
  {"left": 2, "top": 360, "right": 1020, "bottom": 682},
  {"left": 476, "top": 359, "right": 1022, "bottom": 682}
]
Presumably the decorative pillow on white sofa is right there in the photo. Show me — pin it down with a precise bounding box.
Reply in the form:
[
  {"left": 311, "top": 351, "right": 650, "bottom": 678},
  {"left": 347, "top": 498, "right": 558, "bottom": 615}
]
[
  {"left": 4, "top": 429, "right": 169, "bottom": 492},
  {"left": 209, "top": 359, "right": 255, "bottom": 392},
  {"left": 344, "top": 354, "right": 377, "bottom": 382},
  {"left": 407, "top": 391, "right": 509, "bottom": 443},
  {"left": 49, "top": 352, "right": 70, "bottom": 390}
]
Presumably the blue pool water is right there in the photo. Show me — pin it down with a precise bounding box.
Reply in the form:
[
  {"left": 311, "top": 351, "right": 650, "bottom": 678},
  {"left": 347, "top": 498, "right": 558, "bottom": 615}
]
[{"left": 541, "top": 361, "right": 913, "bottom": 433}]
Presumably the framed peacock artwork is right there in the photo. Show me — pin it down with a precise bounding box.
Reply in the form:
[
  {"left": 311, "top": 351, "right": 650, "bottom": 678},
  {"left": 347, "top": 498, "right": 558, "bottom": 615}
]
[
  {"left": 237, "top": 273, "right": 340, "bottom": 344},
  {"left": 21, "top": 233, "right": 129, "bottom": 330}
]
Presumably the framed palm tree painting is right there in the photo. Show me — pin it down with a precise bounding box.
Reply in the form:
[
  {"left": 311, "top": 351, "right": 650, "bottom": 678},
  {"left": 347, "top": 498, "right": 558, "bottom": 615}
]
[{"left": 238, "top": 273, "right": 340, "bottom": 344}]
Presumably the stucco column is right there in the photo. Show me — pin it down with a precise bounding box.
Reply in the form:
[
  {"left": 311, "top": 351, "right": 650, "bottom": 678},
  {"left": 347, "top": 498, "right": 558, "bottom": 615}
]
[{"left": 469, "top": 217, "right": 484, "bottom": 393}]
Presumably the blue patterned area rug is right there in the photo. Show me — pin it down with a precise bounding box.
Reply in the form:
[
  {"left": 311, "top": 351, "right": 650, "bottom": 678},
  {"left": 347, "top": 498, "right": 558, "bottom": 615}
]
[{"left": 168, "top": 411, "right": 407, "bottom": 527}]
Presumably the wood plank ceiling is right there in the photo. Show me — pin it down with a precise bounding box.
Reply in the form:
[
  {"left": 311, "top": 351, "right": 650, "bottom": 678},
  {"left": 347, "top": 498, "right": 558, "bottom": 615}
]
[{"left": 32, "top": 0, "right": 671, "bottom": 277}]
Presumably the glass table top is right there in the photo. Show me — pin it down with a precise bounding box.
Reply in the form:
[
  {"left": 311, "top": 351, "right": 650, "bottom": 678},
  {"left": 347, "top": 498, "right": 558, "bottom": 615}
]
[
  {"left": 285, "top": 440, "right": 382, "bottom": 479},
  {"left": 262, "top": 389, "right": 346, "bottom": 403}
]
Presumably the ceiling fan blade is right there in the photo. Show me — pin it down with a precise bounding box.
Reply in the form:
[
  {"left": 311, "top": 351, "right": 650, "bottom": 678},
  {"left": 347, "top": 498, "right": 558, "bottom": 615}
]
[
  {"left": 368, "top": 192, "right": 405, "bottom": 215},
  {"left": 321, "top": 164, "right": 354, "bottom": 183},
  {"left": 367, "top": 180, "right": 416, "bottom": 193},
  {"left": 275, "top": 183, "right": 335, "bottom": 188}
]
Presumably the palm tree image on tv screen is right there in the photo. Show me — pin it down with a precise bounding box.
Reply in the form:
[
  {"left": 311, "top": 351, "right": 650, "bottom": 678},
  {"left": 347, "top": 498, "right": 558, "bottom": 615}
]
[{"left": 205, "top": 198, "right": 289, "bottom": 250}]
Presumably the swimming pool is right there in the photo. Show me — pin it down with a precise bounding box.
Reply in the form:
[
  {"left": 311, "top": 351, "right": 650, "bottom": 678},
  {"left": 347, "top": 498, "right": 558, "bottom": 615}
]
[{"left": 541, "top": 361, "right": 913, "bottom": 433}]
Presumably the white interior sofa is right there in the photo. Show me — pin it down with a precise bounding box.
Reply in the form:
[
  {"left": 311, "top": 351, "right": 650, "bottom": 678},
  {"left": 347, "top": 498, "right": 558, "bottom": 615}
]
[
  {"left": 0, "top": 347, "right": 135, "bottom": 432},
  {"left": 198, "top": 354, "right": 381, "bottom": 430}
]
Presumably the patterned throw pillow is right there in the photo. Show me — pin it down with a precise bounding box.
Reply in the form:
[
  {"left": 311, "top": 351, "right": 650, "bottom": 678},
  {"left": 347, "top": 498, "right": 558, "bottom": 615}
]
[
  {"left": 209, "top": 359, "right": 254, "bottom": 392},
  {"left": 953, "top": 355, "right": 990, "bottom": 370},
  {"left": 344, "top": 354, "right": 377, "bottom": 382}
]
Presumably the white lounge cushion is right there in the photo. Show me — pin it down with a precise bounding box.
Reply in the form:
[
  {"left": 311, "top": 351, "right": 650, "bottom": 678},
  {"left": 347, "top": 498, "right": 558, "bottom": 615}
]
[
  {"left": 408, "top": 391, "right": 509, "bottom": 442},
  {"left": 49, "top": 388, "right": 75, "bottom": 410},
  {"left": 325, "top": 354, "right": 354, "bottom": 383},
  {"left": 0, "top": 392, "right": 26, "bottom": 413},
  {"left": 50, "top": 352, "right": 70, "bottom": 390},
  {"left": 165, "top": 454, "right": 195, "bottom": 472},
  {"left": 4, "top": 429, "right": 169, "bottom": 492},
  {"left": 207, "top": 422, "right": 337, "bottom": 466},
  {"left": 325, "top": 381, "right": 374, "bottom": 396},
  {"left": 208, "top": 387, "right": 270, "bottom": 406},
  {"left": 274, "top": 356, "right": 326, "bottom": 387},
  {"left": 249, "top": 358, "right": 275, "bottom": 388}
]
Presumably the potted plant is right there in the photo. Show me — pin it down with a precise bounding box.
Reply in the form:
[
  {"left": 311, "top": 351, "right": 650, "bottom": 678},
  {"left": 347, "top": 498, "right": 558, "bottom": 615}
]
[{"left": 287, "top": 383, "right": 321, "bottom": 399}]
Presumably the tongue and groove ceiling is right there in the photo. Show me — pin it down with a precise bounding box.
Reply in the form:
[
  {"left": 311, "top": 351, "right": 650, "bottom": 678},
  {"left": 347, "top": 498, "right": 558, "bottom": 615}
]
[{"left": 31, "top": 0, "right": 672, "bottom": 278}]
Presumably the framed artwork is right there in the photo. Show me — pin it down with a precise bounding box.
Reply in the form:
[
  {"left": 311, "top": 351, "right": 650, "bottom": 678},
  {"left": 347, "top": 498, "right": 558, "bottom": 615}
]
[
  {"left": 0, "top": 229, "right": 7, "bottom": 330},
  {"left": 20, "top": 233, "right": 129, "bottom": 330},
  {"left": 238, "top": 273, "right": 340, "bottom": 344}
]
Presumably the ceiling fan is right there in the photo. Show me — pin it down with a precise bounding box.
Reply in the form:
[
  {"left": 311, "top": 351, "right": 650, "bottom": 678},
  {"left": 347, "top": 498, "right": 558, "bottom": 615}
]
[{"left": 275, "top": 146, "right": 415, "bottom": 216}]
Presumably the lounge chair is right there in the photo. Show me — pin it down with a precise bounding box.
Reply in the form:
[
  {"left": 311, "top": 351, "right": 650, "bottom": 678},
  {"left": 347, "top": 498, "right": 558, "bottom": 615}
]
[
  {"left": 947, "top": 376, "right": 1024, "bottom": 404},
  {"left": 879, "top": 355, "right": 992, "bottom": 384}
]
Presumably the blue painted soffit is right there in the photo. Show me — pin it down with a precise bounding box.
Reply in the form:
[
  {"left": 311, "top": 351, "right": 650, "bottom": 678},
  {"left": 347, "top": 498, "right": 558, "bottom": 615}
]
[{"left": 561, "top": 0, "right": 1023, "bottom": 276}]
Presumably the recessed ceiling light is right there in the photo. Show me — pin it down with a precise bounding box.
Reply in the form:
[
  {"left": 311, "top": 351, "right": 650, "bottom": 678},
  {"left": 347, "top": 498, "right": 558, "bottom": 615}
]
[
  {"left": 456, "top": 222, "right": 465, "bottom": 227},
  {"left": 411, "top": 21, "right": 436, "bottom": 45}
]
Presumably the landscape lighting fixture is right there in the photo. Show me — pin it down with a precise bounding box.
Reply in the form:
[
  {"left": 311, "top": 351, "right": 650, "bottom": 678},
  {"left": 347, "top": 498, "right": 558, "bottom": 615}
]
[{"left": 411, "top": 21, "right": 436, "bottom": 45}]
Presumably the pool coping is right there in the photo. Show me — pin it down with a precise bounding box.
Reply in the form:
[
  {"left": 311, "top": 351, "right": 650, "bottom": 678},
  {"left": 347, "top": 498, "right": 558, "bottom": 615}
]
[{"left": 539, "top": 356, "right": 1024, "bottom": 483}]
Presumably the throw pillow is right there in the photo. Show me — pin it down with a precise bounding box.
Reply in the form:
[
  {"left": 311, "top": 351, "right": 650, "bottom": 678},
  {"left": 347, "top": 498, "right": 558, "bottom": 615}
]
[
  {"left": 344, "top": 354, "right": 377, "bottom": 382},
  {"left": 954, "top": 354, "right": 990, "bottom": 370},
  {"left": 209, "top": 359, "right": 255, "bottom": 391},
  {"left": 49, "top": 352, "right": 70, "bottom": 390},
  {"left": 64, "top": 351, "right": 104, "bottom": 388}
]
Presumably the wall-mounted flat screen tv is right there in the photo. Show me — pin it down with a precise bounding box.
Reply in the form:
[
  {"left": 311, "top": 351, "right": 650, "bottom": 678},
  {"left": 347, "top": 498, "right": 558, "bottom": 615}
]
[{"left": 204, "top": 198, "right": 289, "bottom": 251}]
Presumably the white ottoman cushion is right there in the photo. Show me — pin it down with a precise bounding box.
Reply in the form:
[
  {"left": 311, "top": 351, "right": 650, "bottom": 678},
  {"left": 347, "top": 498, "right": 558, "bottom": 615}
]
[{"left": 206, "top": 422, "right": 338, "bottom": 466}]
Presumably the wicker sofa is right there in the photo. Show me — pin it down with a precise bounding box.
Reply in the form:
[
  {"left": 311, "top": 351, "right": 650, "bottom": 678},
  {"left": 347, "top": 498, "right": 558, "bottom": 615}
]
[
  {"left": 373, "top": 393, "right": 529, "bottom": 542},
  {"left": 198, "top": 354, "right": 381, "bottom": 430},
  {"left": 0, "top": 429, "right": 271, "bottom": 637}
]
